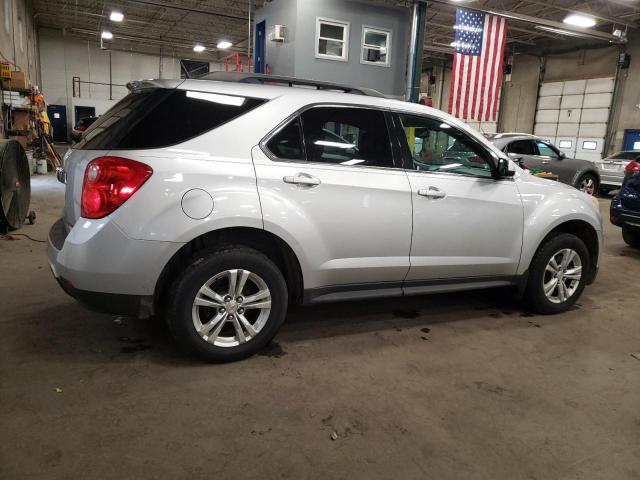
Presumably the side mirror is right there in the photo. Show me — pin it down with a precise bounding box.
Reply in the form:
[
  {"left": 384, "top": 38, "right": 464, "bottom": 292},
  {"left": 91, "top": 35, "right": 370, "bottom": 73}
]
[
  {"left": 497, "top": 157, "right": 516, "bottom": 177},
  {"left": 558, "top": 151, "right": 566, "bottom": 159}
]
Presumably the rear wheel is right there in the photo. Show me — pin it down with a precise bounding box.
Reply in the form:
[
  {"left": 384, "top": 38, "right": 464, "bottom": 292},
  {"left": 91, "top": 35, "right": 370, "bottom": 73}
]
[
  {"left": 577, "top": 173, "right": 598, "bottom": 195},
  {"left": 622, "top": 224, "right": 640, "bottom": 248},
  {"left": 525, "top": 233, "right": 590, "bottom": 314},
  {"left": 166, "top": 247, "right": 288, "bottom": 362}
]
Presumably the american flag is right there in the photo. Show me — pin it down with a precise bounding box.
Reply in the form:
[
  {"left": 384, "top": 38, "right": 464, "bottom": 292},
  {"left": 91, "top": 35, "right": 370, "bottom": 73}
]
[{"left": 448, "top": 8, "right": 508, "bottom": 121}]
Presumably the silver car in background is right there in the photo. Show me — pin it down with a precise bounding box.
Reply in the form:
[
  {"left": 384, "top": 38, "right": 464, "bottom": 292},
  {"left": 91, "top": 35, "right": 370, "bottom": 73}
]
[{"left": 596, "top": 150, "right": 640, "bottom": 195}]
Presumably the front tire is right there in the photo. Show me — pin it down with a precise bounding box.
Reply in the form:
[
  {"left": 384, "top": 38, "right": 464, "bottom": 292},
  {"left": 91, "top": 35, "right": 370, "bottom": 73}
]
[
  {"left": 622, "top": 224, "right": 640, "bottom": 248},
  {"left": 577, "top": 173, "right": 598, "bottom": 195},
  {"left": 166, "top": 247, "right": 288, "bottom": 362},
  {"left": 524, "top": 233, "right": 590, "bottom": 314}
]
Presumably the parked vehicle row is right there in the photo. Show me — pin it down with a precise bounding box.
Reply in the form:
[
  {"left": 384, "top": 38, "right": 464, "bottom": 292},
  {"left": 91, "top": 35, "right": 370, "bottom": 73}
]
[{"left": 49, "top": 74, "right": 603, "bottom": 362}]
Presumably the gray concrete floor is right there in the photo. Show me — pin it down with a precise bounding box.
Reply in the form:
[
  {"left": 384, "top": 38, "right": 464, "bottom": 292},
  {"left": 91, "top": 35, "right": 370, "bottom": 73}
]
[{"left": 1, "top": 174, "right": 639, "bottom": 480}]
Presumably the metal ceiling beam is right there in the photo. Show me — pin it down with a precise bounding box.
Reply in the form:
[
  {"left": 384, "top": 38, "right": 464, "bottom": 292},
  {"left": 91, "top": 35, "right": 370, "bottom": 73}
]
[
  {"left": 126, "top": 0, "right": 249, "bottom": 22},
  {"left": 427, "top": 0, "right": 625, "bottom": 43},
  {"left": 513, "top": 0, "right": 639, "bottom": 28}
]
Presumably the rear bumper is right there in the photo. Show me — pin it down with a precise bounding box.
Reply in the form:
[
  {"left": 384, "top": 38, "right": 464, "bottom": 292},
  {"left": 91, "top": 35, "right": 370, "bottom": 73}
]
[
  {"left": 48, "top": 217, "right": 183, "bottom": 317},
  {"left": 599, "top": 173, "right": 624, "bottom": 187},
  {"left": 610, "top": 200, "right": 640, "bottom": 228}
]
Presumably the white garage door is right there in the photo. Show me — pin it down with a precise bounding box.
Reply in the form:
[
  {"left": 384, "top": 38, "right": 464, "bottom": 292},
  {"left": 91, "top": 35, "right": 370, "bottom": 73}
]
[{"left": 534, "top": 77, "right": 614, "bottom": 161}]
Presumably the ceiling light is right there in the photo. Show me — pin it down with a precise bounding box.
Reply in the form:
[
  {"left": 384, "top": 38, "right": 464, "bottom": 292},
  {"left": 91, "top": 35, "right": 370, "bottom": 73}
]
[
  {"left": 217, "top": 40, "right": 232, "bottom": 49},
  {"left": 110, "top": 11, "right": 124, "bottom": 22},
  {"left": 535, "top": 25, "right": 590, "bottom": 38},
  {"left": 563, "top": 14, "right": 596, "bottom": 28},
  {"left": 193, "top": 44, "right": 205, "bottom": 52},
  {"left": 101, "top": 30, "right": 113, "bottom": 40}
]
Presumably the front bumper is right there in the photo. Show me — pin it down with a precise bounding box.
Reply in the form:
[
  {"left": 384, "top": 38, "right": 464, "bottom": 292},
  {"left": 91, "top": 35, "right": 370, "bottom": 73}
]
[{"left": 48, "top": 217, "right": 183, "bottom": 317}]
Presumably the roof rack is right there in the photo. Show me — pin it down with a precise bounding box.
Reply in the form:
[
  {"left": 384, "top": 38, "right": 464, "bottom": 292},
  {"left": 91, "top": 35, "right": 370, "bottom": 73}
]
[
  {"left": 493, "top": 132, "right": 536, "bottom": 139},
  {"left": 199, "top": 71, "right": 387, "bottom": 98}
]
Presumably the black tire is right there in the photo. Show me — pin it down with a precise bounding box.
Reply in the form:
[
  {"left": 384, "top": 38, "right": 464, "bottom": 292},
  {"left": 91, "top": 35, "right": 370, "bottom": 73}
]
[
  {"left": 622, "top": 224, "right": 640, "bottom": 248},
  {"left": 524, "top": 233, "right": 590, "bottom": 315},
  {"left": 576, "top": 173, "right": 598, "bottom": 196},
  {"left": 166, "top": 246, "right": 288, "bottom": 362},
  {"left": 597, "top": 186, "right": 611, "bottom": 197}
]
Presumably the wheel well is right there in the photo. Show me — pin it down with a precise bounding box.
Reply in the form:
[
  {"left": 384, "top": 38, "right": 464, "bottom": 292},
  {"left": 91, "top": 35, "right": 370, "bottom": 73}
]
[
  {"left": 543, "top": 220, "right": 599, "bottom": 282},
  {"left": 154, "top": 227, "right": 304, "bottom": 314}
]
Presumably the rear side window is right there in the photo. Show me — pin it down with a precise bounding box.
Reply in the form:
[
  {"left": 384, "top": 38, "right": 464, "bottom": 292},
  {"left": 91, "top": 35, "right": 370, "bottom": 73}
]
[
  {"left": 266, "top": 118, "right": 304, "bottom": 160},
  {"left": 300, "top": 107, "right": 393, "bottom": 168},
  {"left": 507, "top": 140, "right": 536, "bottom": 155},
  {"left": 77, "top": 89, "right": 265, "bottom": 150}
]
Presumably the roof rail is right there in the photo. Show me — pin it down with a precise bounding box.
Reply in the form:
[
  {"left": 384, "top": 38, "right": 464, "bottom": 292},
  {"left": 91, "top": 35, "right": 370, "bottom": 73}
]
[
  {"left": 493, "top": 132, "right": 536, "bottom": 139},
  {"left": 199, "top": 71, "right": 387, "bottom": 98}
]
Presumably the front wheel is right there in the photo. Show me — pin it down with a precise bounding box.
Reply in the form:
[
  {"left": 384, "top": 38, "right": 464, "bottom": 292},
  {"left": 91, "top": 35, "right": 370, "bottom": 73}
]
[
  {"left": 622, "top": 224, "right": 640, "bottom": 248},
  {"left": 166, "top": 247, "right": 288, "bottom": 362},
  {"left": 577, "top": 173, "right": 598, "bottom": 195},
  {"left": 524, "top": 233, "right": 590, "bottom": 314}
]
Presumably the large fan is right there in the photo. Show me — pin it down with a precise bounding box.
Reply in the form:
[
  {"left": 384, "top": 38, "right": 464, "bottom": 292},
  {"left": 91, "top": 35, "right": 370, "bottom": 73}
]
[{"left": 0, "top": 139, "right": 31, "bottom": 231}]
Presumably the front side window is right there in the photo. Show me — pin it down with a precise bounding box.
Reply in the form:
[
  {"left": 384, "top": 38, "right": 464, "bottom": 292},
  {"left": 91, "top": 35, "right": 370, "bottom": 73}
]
[
  {"left": 77, "top": 89, "right": 265, "bottom": 150},
  {"left": 507, "top": 140, "right": 536, "bottom": 155},
  {"left": 536, "top": 141, "right": 558, "bottom": 157},
  {"left": 398, "top": 114, "right": 493, "bottom": 178},
  {"left": 300, "top": 107, "right": 393, "bottom": 168},
  {"left": 316, "top": 18, "right": 349, "bottom": 61},
  {"left": 361, "top": 26, "right": 391, "bottom": 66}
]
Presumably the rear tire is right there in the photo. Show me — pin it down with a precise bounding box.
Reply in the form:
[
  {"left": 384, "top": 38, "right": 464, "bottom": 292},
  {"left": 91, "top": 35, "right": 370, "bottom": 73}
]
[
  {"left": 166, "top": 246, "right": 288, "bottom": 362},
  {"left": 622, "top": 224, "right": 640, "bottom": 248},
  {"left": 577, "top": 173, "right": 598, "bottom": 196},
  {"left": 524, "top": 233, "right": 590, "bottom": 315}
]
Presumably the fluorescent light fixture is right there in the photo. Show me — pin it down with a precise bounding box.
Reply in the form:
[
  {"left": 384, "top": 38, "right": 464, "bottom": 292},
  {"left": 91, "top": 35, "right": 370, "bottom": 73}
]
[
  {"left": 193, "top": 44, "right": 205, "bottom": 52},
  {"left": 186, "top": 90, "right": 246, "bottom": 106},
  {"left": 315, "top": 140, "right": 356, "bottom": 149},
  {"left": 217, "top": 40, "right": 232, "bottom": 49},
  {"left": 101, "top": 30, "right": 113, "bottom": 40},
  {"left": 563, "top": 14, "right": 596, "bottom": 28},
  {"left": 110, "top": 11, "right": 124, "bottom": 22},
  {"left": 535, "top": 25, "right": 591, "bottom": 38}
]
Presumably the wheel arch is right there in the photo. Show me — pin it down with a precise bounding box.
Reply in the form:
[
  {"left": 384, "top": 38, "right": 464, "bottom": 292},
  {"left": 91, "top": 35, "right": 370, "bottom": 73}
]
[{"left": 154, "top": 227, "right": 304, "bottom": 314}]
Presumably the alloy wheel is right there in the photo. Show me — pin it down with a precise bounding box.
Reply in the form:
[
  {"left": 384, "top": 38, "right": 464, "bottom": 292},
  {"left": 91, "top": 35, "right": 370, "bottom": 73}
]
[
  {"left": 579, "top": 176, "right": 596, "bottom": 195},
  {"left": 192, "top": 269, "right": 272, "bottom": 347},
  {"left": 542, "top": 248, "right": 582, "bottom": 304}
]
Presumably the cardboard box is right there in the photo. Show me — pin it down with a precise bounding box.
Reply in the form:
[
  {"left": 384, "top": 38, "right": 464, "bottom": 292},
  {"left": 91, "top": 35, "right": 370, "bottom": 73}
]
[
  {"left": 9, "top": 135, "right": 29, "bottom": 150},
  {"left": 12, "top": 111, "right": 31, "bottom": 131},
  {"left": 1, "top": 63, "right": 11, "bottom": 80},
  {"left": 1, "top": 71, "right": 28, "bottom": 90}
]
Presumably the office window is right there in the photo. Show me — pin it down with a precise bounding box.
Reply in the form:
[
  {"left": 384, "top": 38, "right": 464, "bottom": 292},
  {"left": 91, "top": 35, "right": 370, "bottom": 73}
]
[
  {"left": 316, "top": 18, "right": 349, "bottom": 61},
  {"left": 361, "top": 26, "right": 391, "bottom": 66}
]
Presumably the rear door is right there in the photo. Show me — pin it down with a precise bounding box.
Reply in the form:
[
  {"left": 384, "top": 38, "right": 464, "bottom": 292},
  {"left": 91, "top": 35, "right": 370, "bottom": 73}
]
[
  {"left": 505, "top": 139, "right": 539, "bottom": 169},
  {"left": 253, "top": 105, "right": 413, "bottom": 293}
]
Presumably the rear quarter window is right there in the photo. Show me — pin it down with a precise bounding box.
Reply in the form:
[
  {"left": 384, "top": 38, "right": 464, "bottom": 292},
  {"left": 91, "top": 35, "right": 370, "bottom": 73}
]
[{"left": 77, "top": 89, "right": 266, "bottom": 150}]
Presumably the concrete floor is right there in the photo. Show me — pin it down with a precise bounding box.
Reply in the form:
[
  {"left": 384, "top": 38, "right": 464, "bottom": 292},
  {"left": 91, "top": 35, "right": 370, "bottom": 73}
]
[{"left": 1, "top": 174, "right": 639, "bottom": 480}]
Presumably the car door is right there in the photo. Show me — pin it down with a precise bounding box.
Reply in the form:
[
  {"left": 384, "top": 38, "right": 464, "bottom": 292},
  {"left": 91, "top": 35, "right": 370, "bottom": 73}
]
[
  {"left": 391, "top": 112, "right": 524, "bottom": 287},
  {"left": 505, "top": 139, "right": 540, "bottom": 169},
  {"left": 531, "top": 140, "right": 575, "bottom": 184},
  {"left": 252, "top": 105, "right": 413, "bottom": 297}
]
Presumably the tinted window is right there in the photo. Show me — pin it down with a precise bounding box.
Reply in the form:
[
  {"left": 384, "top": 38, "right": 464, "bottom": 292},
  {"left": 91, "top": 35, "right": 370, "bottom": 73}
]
[
  {"left": 398, "top": 114, "right": 493, "bottom": 178},
  {"left": 266, "top": 118, "right": 303, "bottom": 160},
  {"left": 610, "top": 151, "right": 640, "bottom": 160},
  {"left": 300, "top": 107, "right": 393, "bottom": 168},
  {"left": 77, "top": 89, "right": 265, "bottom": 150},
  {"left": 536, "top": 141, "right": 557, "bottom": 157},
  {"left": 507, "top": 140, "right": 535, "bottom": 155}
]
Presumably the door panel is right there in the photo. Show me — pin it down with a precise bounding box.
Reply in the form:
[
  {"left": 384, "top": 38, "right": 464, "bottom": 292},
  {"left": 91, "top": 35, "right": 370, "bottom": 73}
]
[
  {"left": 47, "top": 104, "right": 68, "bottom": 143},
  {"left": 252, "top": 147, "right": 412, "bottom": 289},
  {"left": 405, "top": 173, "right": 523, "bottom": 280}
]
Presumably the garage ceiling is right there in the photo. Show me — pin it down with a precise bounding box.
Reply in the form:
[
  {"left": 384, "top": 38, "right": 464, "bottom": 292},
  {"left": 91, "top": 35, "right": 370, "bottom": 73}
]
[{"left": 31, "top": 0, "right": 640, "bottom": 63}]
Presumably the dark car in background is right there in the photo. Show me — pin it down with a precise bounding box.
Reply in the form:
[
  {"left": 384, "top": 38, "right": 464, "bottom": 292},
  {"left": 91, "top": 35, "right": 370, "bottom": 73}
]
[
  {"left": 70, "top": 116, "right": 99, "bottom": 143},
  {"left": 485, "top": 133, "right": 601, "bottom": 195},
  {"left": 611, "top": 159, "right": 640, "bottom": 248}
]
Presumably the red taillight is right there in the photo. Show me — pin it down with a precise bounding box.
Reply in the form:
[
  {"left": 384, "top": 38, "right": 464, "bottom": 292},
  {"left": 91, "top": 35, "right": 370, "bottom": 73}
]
[
  {"left": 76, "top": 125, "right": 86, "bottom": 131},
  {"left": 81, "top": 156, "right": 152, "bottom": 219},
  {"left": 625, "top": 160, "right": 640, "bottom": 174}
]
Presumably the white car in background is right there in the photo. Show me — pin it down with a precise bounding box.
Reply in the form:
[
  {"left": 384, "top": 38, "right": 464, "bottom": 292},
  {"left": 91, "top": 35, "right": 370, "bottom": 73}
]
[{"left": 596, "top": 150, "right": 640, "bottom": 195}]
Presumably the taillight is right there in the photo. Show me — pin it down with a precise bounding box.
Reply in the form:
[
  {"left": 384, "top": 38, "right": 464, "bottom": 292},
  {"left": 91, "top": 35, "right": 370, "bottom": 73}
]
[
  {"left": 625, "top": 160, "right": 640, "bottom": 174},
  {"left": 81, "top": 156, "right": 152, "bottom": 219}
]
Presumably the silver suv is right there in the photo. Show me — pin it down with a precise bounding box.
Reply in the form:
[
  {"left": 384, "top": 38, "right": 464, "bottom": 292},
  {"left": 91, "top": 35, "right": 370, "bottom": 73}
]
[{"left": 48, "top": 73, "right": 603, "bottom": 362}]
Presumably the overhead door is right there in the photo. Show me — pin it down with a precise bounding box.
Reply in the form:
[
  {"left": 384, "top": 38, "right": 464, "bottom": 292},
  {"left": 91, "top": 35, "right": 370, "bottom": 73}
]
[{"left": 534, "top": 77, "right": 614, "bottom": 161}]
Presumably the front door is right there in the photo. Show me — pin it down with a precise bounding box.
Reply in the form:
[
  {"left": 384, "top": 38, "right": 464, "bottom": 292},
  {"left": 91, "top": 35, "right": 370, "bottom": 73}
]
[
  {"left": 393, "top": 113, "right": 523, "bottom": 284},
  {"left": 253, "top": 106, "right": 413, "bottom": 293}
]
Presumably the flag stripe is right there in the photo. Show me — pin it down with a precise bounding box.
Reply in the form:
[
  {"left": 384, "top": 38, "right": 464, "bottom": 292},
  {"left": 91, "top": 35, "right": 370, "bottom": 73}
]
[{"left": 449, "top": 9, "right": 508, "bottom": 123}]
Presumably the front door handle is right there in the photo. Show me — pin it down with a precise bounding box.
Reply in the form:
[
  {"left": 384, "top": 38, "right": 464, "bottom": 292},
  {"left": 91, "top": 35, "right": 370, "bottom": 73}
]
[
  {"left": 542, "top": 160, "right": 551, "bottom": 164},
  {"left": 417, "top": 186, "right": 446, "bottom": 199},
  {"left": 283, "top": 173, "right": 321, "bottom": 187}
]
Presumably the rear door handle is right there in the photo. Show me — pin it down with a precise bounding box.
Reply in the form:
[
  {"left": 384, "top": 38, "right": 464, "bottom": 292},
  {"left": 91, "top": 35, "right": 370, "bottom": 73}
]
[
  {"left": 283, "top": 173, "right": 321, "bottom": 187},
  {"left": 417, "top": 186, "right": 446, "bottom": 199}
]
